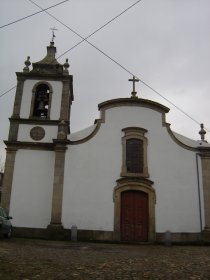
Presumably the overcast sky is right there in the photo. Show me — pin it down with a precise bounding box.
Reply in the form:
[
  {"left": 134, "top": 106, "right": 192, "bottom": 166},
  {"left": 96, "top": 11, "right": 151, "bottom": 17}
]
[{"left": 0, "top": 0, "right": 210, "bottom": 161}]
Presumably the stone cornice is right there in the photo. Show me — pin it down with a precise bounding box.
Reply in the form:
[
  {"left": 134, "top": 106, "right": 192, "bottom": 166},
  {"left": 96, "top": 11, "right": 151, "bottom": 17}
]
[
  {"left": 197, "top": 146, "right": 210, "bottom": 153},
  {"left": 9, "top": 117, "right": 63, "bottom": 126},
  {"left": 4, "top": 141, "right": 54, "bottom": 151},
  {"left": 4, "top": 140, "right": 70, "bottom": 151},
  {"left": 116, "top": 177, "right": 154, "bottom": 186},
  {"left": 16, "top": 72, "right": 73, "bottom": 82},
  {"left": 198, "top": 146, "right": 210, "bottom": 158},
  {"left": 98, "top": 98, "right": 170, "bottom": 113},
  {"left": 53, "top": 139, "right": 70, "bottom": 145}
]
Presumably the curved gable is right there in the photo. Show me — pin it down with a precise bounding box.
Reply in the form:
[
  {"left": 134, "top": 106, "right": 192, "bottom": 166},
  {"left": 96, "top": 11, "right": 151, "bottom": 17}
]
[
  {"left": 69, "top": 97, "right": 209, "bottom": 152},
  {"left": 69, "top": 98, "right": 169, "bottom": 144},
  {"left": 98, "top": 98, "right": 170, "bottom": 114}
]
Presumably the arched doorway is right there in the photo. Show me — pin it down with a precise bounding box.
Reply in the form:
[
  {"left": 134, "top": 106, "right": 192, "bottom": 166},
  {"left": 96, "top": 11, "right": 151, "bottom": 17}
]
[
  {"left": 121, "top": 190, "right": 148, "bottom": 241},
  {"left": 113, "top": 178, "right": 156, "bottom": 242}
]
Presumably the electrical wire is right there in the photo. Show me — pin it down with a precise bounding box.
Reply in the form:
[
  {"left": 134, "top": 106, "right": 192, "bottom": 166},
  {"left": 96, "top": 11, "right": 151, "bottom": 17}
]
[
  {"left": 0, "top": 0, "right": 142, "bottom": 98},
  {"left": 0, "top": 0, "right": 69, "bottom": 29},
  {"left": 0, "top": 86, "right": 16, "bottom": 98},
  {"left": 0, "top": 0, "right": 209, "bottom": 132},
  {"left": 28, "top": 0, "right": 210, "bottom": 132},
  {"left": 28, "top": 0, "right": 142, "bottom": 60},
  {"left": 137, "top": 79, "right": 202, "bottom": 127}
]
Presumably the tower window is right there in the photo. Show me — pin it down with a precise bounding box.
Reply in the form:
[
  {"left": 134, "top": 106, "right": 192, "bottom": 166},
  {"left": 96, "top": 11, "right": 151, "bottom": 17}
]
[{"left": 33, "top": 84, "right": 50, "bottom": 118}]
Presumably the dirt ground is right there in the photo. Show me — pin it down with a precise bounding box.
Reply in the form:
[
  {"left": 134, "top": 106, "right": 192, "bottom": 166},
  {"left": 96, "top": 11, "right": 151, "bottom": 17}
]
[{"left": 0, "top": 238, "right": 210, "bottom": 280}]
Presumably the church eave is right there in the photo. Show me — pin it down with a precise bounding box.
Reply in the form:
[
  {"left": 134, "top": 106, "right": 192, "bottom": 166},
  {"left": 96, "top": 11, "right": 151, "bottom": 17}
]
[{"left": 98, "top": 98, "right": 170, "bottom": 113}]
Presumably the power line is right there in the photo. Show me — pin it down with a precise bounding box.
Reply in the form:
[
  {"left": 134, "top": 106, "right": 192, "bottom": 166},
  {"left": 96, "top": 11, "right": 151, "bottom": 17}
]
[
  {"left": 0, "top": 86, "right": 16, "bottom": 98},
  {"left": 28, "top": 0, "right": 142, "bottom": 60},
  {"left": 28, "top": 0, "right": 209, "bottom": 132},
  {"left": 56, "top": 5, "right": 142, "bottom": 58},
  {"left": 0, "top": 0, "right": 209, "bottom": 132},
  {"left": 137, "top": 79, "right": 202, "bottom": 127},
  {"left": 0, "top": 0, "right": 141, "bottom": 99},
  {"left": 0, "top": 0, "right": 69, "bottom": 29}
]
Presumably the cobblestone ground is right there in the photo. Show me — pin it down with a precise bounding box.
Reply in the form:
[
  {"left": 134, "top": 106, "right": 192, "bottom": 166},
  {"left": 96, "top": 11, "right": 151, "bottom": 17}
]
[{"left": 0, "top": 238, "right": 210, "bottom": 280}]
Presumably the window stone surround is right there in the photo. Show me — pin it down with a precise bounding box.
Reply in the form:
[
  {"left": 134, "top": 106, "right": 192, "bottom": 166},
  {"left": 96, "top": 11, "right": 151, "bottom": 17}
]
[{"left": 121, "top": 127, "right": 149, "bottom": 178}]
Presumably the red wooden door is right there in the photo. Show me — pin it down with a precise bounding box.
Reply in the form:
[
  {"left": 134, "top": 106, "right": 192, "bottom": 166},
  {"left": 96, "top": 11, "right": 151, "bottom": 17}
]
[{"left": 121, "top": 190, "right": 148, "bottom": 241}]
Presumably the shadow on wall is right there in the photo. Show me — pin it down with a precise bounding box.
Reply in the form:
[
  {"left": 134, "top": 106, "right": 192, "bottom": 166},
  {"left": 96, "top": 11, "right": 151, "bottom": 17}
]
[{"left": 0, "top": 172, "right": 4, "bottom": 204}]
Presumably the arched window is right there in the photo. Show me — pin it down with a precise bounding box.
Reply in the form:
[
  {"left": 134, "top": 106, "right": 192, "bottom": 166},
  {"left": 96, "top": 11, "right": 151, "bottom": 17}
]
[
  {"left": 30, "top": 82, "right": 53, "bottom": 119},
  {"left": 126, "top": 138, "right": 144, "bottom": 173},
  {"left": 121, "top": 127, "right": 149, "bottom": 177},
  {"left": 33, "top": 84, "right": 50, "bottom": 118}
]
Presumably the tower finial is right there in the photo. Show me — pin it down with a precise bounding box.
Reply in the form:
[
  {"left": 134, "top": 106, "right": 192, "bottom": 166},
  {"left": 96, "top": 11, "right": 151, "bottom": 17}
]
[
  {"left": 129, "top": 76, "right": 139, "bottom": 98},
  {"left": 23, "top": 56, "right": 31, "bottom": 72},
  {"left": 63, "top": 58, "right": 70, "bottom": 74},
  {"left": 199, "top": 123, "right": 207, "bottom": 142},
  {"left": 50, "top": 27, "right": 58, "bottom": 44}
]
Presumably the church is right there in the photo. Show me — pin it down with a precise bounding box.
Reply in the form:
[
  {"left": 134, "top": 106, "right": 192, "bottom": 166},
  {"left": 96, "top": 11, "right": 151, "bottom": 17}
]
[{"left": 1, "top": 41, "right": 210, "bottom": 243}]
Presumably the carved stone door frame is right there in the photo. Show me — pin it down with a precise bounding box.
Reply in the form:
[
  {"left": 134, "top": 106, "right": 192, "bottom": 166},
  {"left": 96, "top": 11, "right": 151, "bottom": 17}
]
[{"left": 113, "top": 177, "right": 156, "bottom": 242}]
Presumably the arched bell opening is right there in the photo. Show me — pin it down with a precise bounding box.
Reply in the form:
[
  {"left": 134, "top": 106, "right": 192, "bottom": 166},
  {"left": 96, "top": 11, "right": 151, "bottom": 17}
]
[{"left": 30, "top": 82, "right": 53, "bottom": 119}]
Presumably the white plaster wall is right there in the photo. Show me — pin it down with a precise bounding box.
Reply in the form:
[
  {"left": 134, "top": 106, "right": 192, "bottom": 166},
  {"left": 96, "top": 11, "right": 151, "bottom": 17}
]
[
  {"left": 20, "top": 80, "right": 62, "bottom": 119},
  {"left": 148, "top": 129, "right": 200, "bottom": 232},
  {"left": 50, "top": 81, "right": 63, "bottom": 119},
  {"left": 69, "top": 124, "right": 97, "bottom": 141},
  {"left": 195, "top": 155, "right": 205, "bottom": 230},
  {"left": 63, "top": 126, "right": 122, "bottom": 231},
  {"left": 9, "top": 150, "right": 55, "bottom": 228},
  {"left": 62, "top": 106, "right": 200, "bottom": 233},
  {"left": 18, "top": 124, "right": 57, "bottom": 142}
]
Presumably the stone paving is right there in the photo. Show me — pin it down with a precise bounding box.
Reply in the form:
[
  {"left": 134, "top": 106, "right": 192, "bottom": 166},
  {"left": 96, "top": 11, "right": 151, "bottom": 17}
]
[{"left": 0, "top": 238, "right": 210, "bottom": 280}]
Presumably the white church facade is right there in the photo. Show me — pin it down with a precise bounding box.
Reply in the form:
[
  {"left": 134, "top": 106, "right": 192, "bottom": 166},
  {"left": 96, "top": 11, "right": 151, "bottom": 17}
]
[{"left": 1, "top": 41, "right": 210, "bottom": 243}]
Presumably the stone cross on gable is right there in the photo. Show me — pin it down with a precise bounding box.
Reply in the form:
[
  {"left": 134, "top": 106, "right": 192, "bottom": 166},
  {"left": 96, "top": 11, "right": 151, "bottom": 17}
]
[{"left": 129, "top": 76, "right": 139, "bottom": 98}]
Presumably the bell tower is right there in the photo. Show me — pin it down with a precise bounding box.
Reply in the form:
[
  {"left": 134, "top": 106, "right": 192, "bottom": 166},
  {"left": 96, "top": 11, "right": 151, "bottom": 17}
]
[
  {"left": 10, "top": 40, "right": 73, "bottom": 139},
  {"left": 6, "top": 40, "right": 73, "bottom": 146},
  {"left": 1, "top": 40, "right": 73, "bottom": 234}
]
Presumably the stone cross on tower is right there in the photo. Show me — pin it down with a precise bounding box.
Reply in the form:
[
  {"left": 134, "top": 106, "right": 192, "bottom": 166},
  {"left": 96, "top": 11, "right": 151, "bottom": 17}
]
[
  {"left": 50, "top": 27, "right": 58, "bottom": 43},
  {"left": 129, "top": 76, "right": 139, "bottom": 98}
]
